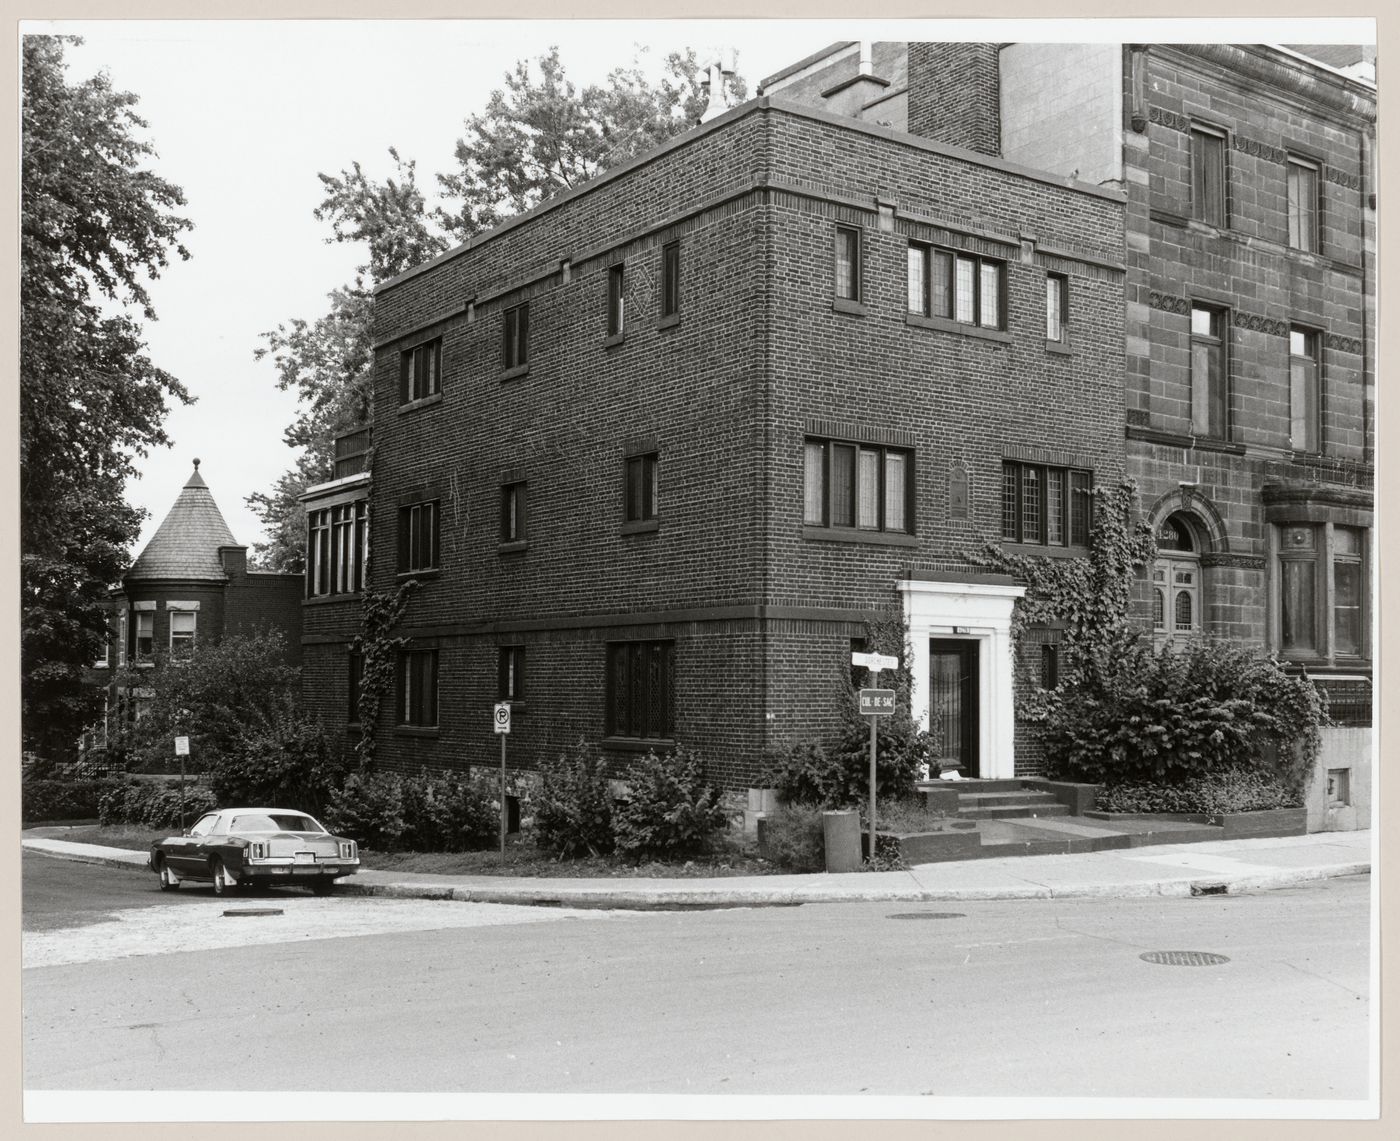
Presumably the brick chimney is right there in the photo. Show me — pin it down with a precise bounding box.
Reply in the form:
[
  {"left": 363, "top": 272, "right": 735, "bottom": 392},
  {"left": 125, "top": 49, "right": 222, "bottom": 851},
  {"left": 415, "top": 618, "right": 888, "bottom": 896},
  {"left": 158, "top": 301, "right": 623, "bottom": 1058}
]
[{"left": 907, "top": 42, "right": 1002, "bottom": 156}]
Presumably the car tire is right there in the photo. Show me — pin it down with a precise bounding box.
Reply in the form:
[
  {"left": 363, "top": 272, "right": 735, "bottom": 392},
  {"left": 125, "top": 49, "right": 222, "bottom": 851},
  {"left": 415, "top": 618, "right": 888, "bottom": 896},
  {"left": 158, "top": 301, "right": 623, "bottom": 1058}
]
[
  {"left": 311, "top": 880, "right": 337, "bottom": 896},
  {"left": 209, "top": 857, "right": 230, "bottom": 896},
  {"left": 155, "top": 858, "right": 179, "bottom": 892}
]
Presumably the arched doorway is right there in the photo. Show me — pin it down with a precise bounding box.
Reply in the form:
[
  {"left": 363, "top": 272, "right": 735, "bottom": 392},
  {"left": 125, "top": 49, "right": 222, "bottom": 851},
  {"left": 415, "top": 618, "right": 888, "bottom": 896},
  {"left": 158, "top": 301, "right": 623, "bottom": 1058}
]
[{"left": 1152, "top": 511, "right": 1203, "bottom": 643}]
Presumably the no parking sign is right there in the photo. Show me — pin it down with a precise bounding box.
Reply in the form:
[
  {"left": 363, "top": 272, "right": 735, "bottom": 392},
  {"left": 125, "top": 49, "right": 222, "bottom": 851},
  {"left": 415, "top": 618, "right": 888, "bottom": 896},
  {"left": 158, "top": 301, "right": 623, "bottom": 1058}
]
[{"left": 493, "top": 702, "right": 511, "bottom": 734}]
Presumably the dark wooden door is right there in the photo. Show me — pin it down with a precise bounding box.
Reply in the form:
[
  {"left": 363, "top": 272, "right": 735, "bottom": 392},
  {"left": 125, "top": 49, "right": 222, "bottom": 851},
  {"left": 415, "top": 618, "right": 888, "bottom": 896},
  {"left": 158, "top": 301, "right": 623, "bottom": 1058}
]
[{"left": 928, "top": 640, "right": 978, "bottom": 777}]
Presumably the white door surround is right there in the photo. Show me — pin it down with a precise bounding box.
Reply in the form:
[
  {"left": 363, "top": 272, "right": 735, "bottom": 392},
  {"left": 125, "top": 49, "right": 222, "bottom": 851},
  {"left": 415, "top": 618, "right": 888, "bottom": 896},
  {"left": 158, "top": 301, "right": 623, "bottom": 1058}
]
[{"left": 898, "top": 576, "right": 1026, "bottom": 781}]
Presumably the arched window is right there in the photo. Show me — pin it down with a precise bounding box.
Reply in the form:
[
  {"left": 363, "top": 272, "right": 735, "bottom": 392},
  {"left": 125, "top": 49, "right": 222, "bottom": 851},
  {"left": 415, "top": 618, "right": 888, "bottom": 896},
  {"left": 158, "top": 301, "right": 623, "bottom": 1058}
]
[{"left": 1174, "top": 588, "right": 1193, "bottom": 632}]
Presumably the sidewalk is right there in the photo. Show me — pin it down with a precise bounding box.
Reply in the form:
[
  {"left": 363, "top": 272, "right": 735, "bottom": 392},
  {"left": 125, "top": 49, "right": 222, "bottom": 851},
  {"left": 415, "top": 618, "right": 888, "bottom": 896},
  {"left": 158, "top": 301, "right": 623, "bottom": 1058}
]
[{"left": 21, "top": 830, "right": 1373, "bottom": 908}]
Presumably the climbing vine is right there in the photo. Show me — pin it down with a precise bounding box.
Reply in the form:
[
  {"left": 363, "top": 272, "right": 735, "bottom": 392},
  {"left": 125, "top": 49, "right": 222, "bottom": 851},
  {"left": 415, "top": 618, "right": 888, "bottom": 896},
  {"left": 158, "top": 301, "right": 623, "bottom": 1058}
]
[{"left": 351, "top": 579, "right": 417, "bottom": 768}]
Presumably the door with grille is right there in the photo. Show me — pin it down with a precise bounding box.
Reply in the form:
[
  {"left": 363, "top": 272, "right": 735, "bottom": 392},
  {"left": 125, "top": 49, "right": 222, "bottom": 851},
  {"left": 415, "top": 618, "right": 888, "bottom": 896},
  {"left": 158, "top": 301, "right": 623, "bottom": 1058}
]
[{"left": 928, "top": 640, "right": 978, "bottom": 777}]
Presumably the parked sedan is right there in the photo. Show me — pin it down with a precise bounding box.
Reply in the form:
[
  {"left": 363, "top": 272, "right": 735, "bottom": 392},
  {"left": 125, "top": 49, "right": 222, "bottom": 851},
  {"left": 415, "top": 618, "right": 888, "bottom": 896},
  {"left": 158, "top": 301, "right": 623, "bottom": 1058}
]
[{"left": 149, "top": 807, "right": 360, "bottom": 895}]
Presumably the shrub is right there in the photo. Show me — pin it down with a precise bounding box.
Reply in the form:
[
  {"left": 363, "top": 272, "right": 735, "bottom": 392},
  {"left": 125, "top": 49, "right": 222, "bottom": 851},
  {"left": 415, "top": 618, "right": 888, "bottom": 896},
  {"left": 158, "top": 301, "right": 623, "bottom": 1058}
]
[
  {"left": 95, "top": 780, "right": 218, "bottom": 830},
  {"left": 397, "top": 768, "right": 499, "bottom": 852},
  {"left": 23, "top": 777, "right": 127, "bottom": 824},
  {"left": 613, "top": 747, "right": 730, "bottom": 859},
  {"left": 760, "top": 739, "right": 848, "bottom": 808},
  {"left": 1096, "top": 768, "right": 1301, "bottom": 815},
  {"left": 534, "top": 740, "right": 616, "bottom": 857},
  {"left": 1041, "top": 630, "right": 1323, "bottom": 794},
  {"left": 206, "top": 712, "right": 348, "bottom": 817},
  {"left": 323, "top": 771, "right": 407, "bottom": 851},
  {"left": 758, "top": 804, "right": 826, "bottom": 872}
]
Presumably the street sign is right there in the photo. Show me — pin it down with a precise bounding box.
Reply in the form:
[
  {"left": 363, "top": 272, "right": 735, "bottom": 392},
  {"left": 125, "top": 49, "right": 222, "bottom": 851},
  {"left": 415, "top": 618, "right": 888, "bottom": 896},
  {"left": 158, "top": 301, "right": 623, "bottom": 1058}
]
[
  {"left": 858, "top": 688, "right": 896, "bottom": 716},
  {"left": 174, "top": 736, "right": 190, "bottom": 756},
  {"left": 493, "top": 703, "right": 512, "bottom": 734},
  {"left": 851, "top": 651, "right": 900, "bottom": 673}
]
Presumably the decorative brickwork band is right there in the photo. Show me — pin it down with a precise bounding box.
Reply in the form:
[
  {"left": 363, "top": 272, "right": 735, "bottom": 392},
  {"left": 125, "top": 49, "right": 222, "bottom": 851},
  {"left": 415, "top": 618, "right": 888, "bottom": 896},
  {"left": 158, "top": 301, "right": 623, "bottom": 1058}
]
[
  {"left": 1232, "top": 135, "right": 1287, "bottom": 164},
  {"left": 1325, "top": 332, "right": 1364, "bottom": 355},
  {"left": 1200, "top": 553, "right": 1266, "bottom": 570},
  {"left": 1148, "top": 107, "right": 1191, "bottom": 133},
  {"left": 1232, "top": 311, "right": 1289, "bottom": 337},
  {"left": 1325, "top": 166, "right": 1362, "bottom": 191},
  {"left": 1148, "top": 290, "right": 1191, "bottom": 316}
]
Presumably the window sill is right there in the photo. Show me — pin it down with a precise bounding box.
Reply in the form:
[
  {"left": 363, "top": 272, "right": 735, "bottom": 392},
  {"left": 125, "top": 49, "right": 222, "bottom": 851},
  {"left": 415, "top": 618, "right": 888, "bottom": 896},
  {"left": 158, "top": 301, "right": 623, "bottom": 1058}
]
[
  {"left": 501, "top": 364, "right": 531, "bottom": 383},
  {"left": 602, "top": 736, "right": 676, "bottom": 754},
  {"left": 1045, "top": 340, "right": 1073, "bottom": 357},
  {"left": 905, "top": 312, "right": 1012, "bottom": 344},
  {"left": 304, "top": 592, "right": 363, "bottom": 606},
  {"left": 621, "top": 518, "right": 660, "bottom": 536},
  {"left": 399, "top": 393, "right": 443, "bottom": 415},
  {"left": 498, "top": 540, "right": 529, "bottom": 556},
  {"left": 832, "top": 297, "right": 867, "bottom": 317},
  {"left": 397, "top": 569, "right": 440, "bottom": 582},
  {"left": 1001, "top": 542, "right": 1090, "bottom": 559},
  {"left": 802, "top": 526, "right": 918, "bottom": 548},
  {"left": 603, "top": 332, "right": 625, "bottom": 349},
  {"left": 657, "top": 313, "right": 681, "bottom": 330},
  {"left": 395, "top": 726, "right": 440, "bottom": 738}
]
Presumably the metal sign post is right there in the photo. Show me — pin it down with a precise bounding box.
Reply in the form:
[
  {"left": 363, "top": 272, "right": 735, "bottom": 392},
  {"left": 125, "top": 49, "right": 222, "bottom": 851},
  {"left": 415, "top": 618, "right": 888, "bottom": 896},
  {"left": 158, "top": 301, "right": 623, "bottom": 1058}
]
[
  {"left": 493, "top": 702, "right": 512, "bottom": 858},
  {"left": 852, "top": 652, "right": 899, "bottom": 863},
  {"left": 174, "top": 733, "right": 190, "bottom": 830}
]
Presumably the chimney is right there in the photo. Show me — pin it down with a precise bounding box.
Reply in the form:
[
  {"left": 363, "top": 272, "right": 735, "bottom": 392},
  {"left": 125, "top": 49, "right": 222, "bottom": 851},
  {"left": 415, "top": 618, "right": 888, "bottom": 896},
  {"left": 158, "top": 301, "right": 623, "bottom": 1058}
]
[
  {"left": 906, "top": 42, "right": 1002, "bottom": 156},
  {"left": 699, "top": 57, "right": 737, "bottom": 123}
]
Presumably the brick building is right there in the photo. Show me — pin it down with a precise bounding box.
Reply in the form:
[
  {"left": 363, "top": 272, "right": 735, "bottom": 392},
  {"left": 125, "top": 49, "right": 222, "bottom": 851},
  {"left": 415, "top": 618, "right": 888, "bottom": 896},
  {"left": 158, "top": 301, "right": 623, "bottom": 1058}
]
[
  {"left": 301, "top": 94, "right": 1128, "bottom": 786},
  {"left": 91, "top": 461, "right": 303, "bottom": 741},
  {"left": 762, "top": 40, "right": 1377, "bottom": 824}
]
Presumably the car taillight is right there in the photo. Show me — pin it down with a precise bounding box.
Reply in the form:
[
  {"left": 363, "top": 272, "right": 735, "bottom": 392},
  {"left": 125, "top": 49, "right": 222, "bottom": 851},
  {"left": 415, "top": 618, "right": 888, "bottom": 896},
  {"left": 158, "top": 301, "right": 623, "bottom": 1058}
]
[
  {"left": 249, "top": 841, "right": 268, "bottom": 859},
  {"left": 339, "top": 841, "right": 356, "bottom": 860}
]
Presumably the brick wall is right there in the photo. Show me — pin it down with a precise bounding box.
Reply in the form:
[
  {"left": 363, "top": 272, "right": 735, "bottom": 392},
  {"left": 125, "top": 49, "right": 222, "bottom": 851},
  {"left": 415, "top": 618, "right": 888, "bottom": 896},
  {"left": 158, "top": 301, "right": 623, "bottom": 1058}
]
[{"left": 906, "top": 42, "right": 1001, "bottom": 155}]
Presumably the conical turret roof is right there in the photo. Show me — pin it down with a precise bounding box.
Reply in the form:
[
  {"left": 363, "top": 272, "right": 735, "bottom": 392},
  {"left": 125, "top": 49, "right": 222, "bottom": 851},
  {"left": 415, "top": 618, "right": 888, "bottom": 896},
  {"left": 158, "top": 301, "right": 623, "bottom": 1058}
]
[{"left": 125, "top": 460, "right": 239, "bottom": 582}]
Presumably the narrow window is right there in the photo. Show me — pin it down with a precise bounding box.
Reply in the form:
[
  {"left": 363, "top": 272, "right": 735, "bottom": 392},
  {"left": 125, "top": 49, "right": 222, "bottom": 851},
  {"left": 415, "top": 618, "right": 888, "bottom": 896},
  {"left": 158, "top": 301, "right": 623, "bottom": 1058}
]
[
  {"left": 399, "top": 339, "right": 441, "bottom": 404},
  {"left": 1279, "top": 525, "right": 1318, "bottom": 654},
  {"left": 1190, "top": 126, "right": 1226, "bottom": 227},
  {"left": 307, "top": 508, "right": 331, "bottom": 597},
  {"left": 398, "top": 648, "right": 439, "bottom": 727},
  {"left": 605, "top": 640, "right": 675, "bottom": 740},
  {"left": 498, "top": 646, "right": 526, "bottom": 702},
  {"left": 661, "top": 242, "right": 680, "bottom": 318},
  {"left": 625, "top": 453, "right": 658, "bottom": 524},
  {"left": 348, "top": 651, "right": 363, "bottom": 724},
  {"left": 979, "top": 261, "right": 1001, "bottom": 329},
  {"left": 501, "top": 482, "right": 527, "bottom": 543},
  {"left": 1190, "top": 305, "right": 1227, "bottom": 439},
  {"left": 502, "top": 303, "right": 529, "bottom": 370},
  {"left": 117, "top": 611, "right": 127, "bottom": 667},
  {"left": 931, "top": 250, "right": 953, "bottom": 319},
  {"left": 607, "top": 264, "right": 625, "bottom": 337},
  {"left": 1333, "top": 527, "right": 1363, "bottom": 656},
  {"left": 954, "top": 256, "right": 976, "bottom": 324},
  {"left": 1046, "top": 274, "right": 1068, "bottom": 341},
  {"left": 834, "top": 226, "right": 860, "bottom": 301},
  {"left": 803, "top": 441, "right": 826, "bottom": 525},
  {"left": 135, "top": 612, "right": 154, "bottom": 662},
  {"left": 1289, "top": 326, "right": 1321, "bottom": 453},
  {"left": 398, "top": 500, "right": 440, "bottom": 573},
  {"left": 169, "top": 611, "right": 196, "bottom": 660},
  {"left": 907, "top": 244, "right": 930, "bottom": 317},
  {"left": 1039, "top": 643, "right": 1059, "bottom": 689},
  {"left": 1287, "top": 157, "right": 1320, "bottom": 253}
]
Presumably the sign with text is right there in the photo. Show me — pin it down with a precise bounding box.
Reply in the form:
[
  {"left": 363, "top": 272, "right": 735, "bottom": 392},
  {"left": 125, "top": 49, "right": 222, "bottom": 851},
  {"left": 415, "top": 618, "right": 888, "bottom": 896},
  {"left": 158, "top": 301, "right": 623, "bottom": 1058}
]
[
  {"left": 493, "top": 703, "right": 511, "bottom": 734},
  {"left": 851, "top": 651, "right": 899, "bottom": 673},
  {"left": 173, "top": 736, "right": 190, "bottom": 756},
  {"left": 858, "top": 688, "right": 896, "bottom": 716}
]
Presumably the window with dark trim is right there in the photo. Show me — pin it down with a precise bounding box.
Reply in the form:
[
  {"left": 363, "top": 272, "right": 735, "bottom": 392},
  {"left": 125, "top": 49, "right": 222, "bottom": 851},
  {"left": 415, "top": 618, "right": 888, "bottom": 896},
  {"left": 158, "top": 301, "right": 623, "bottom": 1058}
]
[
  {"left": 502, "top": 303, "right": 529, "bottom": 370},
  {"left": 835, "top": 225, "right": 861, "bottom": 302},
  {"left": 1190, "top": 125, "right": 1227, "bottom": 227},
  {"left": 1278, "top": 523, "right": 1368, "bottom": 661},
  {"left": 605, "top": 640, "right": 674, "bottom": 740},
  {"left": 661, "top": 241, "right": 680, "bottom": 318},
  {"left": 1039, "top": 643, "right": 1059, "bottom": 689},
  {"left": 307, "top": 500, "right": 369, "bottom": 597},
  {"left": 501, "top": 481, "right": 527, "bottom": 543},
  {"left": 1289, "top": 326, "right": 1321, "bottom": 453},
  {"left": 348, "top": 650, "right": 363, "bottom": 724},
  {"left": 1287, "top": 156, "right": 1320, "bottom": 253},
  {"left": 606, "top": 264, "right": 625, "bottom": 337},
  {"left": 907, "top": 242, "right": 1004, "bottom": 330},
  {"left": 624, "top": 452, "right": 658, "bottom": 524},
  {"left": 498, "top": 645, "right": 525, "bottom": 703},
  {"left": 1190, "top": 305, "right": 1228, "bottom": 439},
  {"left": 1046, "top": 273, "right": 1068, "bottom": 342},
  {"left": 400, "top": 338, "right": 441, "bottom": 404},
  {"left": 398, "top": 648, "right": 438, "bottom": 727},
  {"left": 1001, "top": 462, "right": 1091, "bottom": 547},
  {"left": 134, "top": 612, "right": 154, "bottom": 662},
  {"left": 398, "top": 500, "right": 439, "bottom": 573},
  {"left": 804, "top": 437, "right": 912, "bottom": 534},
  {"left": 169, "top": 611, "right": 196, "bottom": 661}
]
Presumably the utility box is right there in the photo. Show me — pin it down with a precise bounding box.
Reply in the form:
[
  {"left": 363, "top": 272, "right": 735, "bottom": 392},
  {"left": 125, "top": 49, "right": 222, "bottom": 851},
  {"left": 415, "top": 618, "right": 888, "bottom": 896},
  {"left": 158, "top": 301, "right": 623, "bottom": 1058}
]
[{"left": 822, "top": 810, "right": 862, "bottom": 873}]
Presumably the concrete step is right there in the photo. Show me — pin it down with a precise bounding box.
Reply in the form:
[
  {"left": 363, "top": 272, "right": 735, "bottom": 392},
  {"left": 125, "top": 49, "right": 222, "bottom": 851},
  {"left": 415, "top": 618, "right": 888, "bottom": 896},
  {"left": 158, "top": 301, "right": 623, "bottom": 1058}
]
[
  {"left": 956, "top": 791, "right": 1063, "bottom": 809},
  {"left": 955, "top": 802, "right": 1071, "bottom": 820}
]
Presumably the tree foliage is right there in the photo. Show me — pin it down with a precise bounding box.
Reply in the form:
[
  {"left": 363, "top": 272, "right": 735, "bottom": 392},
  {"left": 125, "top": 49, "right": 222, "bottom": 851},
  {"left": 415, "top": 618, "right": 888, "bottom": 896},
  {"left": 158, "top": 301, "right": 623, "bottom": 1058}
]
[{"left": 20, "top": 36, "right": 193, "bottom": 759}]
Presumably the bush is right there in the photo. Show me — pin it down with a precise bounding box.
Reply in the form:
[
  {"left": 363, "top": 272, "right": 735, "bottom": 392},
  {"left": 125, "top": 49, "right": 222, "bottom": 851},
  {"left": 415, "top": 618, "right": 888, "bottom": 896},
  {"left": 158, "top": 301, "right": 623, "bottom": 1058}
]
[
  {"left": 758, "top": 804, "right": 826, "bottom": 872},
  {"left": 1096, "top": 768, "right": 1301, "bottom": 815},
  {"left": 534, "top": 740, "right": 616, "bottom": 857},
  {"left": 95, "top": 780, "right": 218, "bottom": 830},
  {"left": 760, "top": 739, "right": 848, "bottom": 808},
  {"left": 1041, "top": 630, "right": 1323, "bottom": 793},
  {"left": 206, "top": 712, "right": 348, "bottom": 818},
  {"left": 23, "top": 777, "right": 127, "bottom": 824},
  {"left": 613, "top": 747, "right": 730, "bottom": 859},
  {"left": 397, "top": 768, "right": 499, "bottom": 852},
  {"left": 323, "top": 771, "right": 407, "bottom": 851}
]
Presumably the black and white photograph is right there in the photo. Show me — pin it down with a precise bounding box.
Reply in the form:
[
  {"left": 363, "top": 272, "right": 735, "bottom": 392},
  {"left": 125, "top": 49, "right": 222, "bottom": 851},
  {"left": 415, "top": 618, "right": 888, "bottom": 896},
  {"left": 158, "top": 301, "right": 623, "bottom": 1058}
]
[{"left": 15, "top": 11, "right": 1380, "bottom": 1127}]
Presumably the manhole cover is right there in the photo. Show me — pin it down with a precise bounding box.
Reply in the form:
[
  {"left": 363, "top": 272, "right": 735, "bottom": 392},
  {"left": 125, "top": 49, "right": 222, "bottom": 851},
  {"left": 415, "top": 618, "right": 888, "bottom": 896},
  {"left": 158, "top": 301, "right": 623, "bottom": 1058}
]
[
  {"left": 1140, "top": 950, "right": 1230, "bottom": 966},
  {"left": 222, "top": 908, "right": 284, "bottom": 918},
  {"left": 888, "top": 912, "right": 967, "bottom": 920}
]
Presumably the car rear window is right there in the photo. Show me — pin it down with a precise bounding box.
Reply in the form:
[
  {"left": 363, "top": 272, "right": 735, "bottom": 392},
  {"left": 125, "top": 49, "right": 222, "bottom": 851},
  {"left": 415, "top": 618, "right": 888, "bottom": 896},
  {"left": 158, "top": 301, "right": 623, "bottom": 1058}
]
[{"left": 231, "top": 814, "right": 323, "bottom": 833}]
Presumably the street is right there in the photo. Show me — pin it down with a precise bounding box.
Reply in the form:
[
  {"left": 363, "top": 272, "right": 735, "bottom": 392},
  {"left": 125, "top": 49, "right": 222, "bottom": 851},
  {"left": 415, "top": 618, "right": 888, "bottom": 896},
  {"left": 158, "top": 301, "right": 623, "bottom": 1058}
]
[{"left": 22, "top": 852, "right": 1371, "bottom": 1100}]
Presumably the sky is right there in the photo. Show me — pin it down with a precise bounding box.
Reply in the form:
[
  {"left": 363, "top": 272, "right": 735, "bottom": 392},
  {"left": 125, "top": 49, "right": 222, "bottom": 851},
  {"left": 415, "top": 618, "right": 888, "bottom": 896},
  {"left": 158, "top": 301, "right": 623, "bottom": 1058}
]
[{"left": 24, "top": 16, "right": 1377, "bottom": 560}]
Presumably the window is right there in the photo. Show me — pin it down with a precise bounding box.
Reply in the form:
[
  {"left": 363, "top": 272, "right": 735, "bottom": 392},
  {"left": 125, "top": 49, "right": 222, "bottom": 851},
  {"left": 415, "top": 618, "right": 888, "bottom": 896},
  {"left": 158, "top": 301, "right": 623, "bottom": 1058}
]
[
  {"left": 606, "top": 640, "right": 674, "bottom": 740},
  {"left": 1001, "top": 462, "right": 1091, "bottom": 547},
  {"left": 1152, "top": 514, "right": 1202, "bottom": 640},
  {"left": 1277, "top": 523, "right": 1368, "bottom": 661},
  {"left": 1190, "top": 125, "right": 1227, "bottom": 227},
  {"left": 606, "top": 264, "right": 625, "bottom": 337},
  {"left": 1333, "top": 526, "right": 1364, "bottom": 657},
  {"left": 117, "top": 611, "right": 127, "bottom": 667},
  {"left": 398, "top": 500, "right": 439, "bottom": 573},
  {"left": 501, "top": 482, "right": 527, "bottom": 544},
  {"left": 306, "top": 501, "right": 368, "bottom": 597},
  {"left": 661, "top": 241, "right": 680, "bottom": 318},
  {"left": 803, "top": 438, "right": 912, "bottom": 534},
  {"left": 399, "top": 339, "right": 441, "bottom": 404},
  {"left": 625, "top": 452, "right": 658, "bottom": 524},
  {"left": 1046, "top": 274, "right": 1068, "bottom": 342},
  {"left": 348, "top": 651, "right": 363, "bottom": 724},
  {"left": 834, "top": 226, "right": 861, "bottom": 302},
  {"left": 908, "top": 242, "right": 1004, "bottom": 330},
  {"left": 94, "top": 626, "right": 110, "bottom": 668},
  {"left": 1287, "top": 157, "right": 1320, "bottom": 253},
  {"left": 502, "top": 303, "right": 529, "bottom": 370},
  {"left": 1190, "top": 305, "right": 1228, "bottom": 438},
  {"left": 498, "top": 646, "right": 525, "bottom": 703},
  {"left": 169, "top": 611, "right": 196, "bottom": 660},
  {"left": 1289, "top": 327, "right": 1321, "bottom": 453},
  {"left": 398, "top": 648, "right": 438, "bottom": 727},
  {"left": 134, "top": 612, "right": 154, "bottom": 662},
  {"left": 1039, "top": 644, "right": 1059, "bottom": 689}
]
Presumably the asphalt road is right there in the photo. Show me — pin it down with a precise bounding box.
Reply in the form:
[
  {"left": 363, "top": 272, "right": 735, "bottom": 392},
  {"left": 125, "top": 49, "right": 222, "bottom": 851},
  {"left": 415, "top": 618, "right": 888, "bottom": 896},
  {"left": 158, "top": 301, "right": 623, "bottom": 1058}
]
[{"left": 21, "top": 851, "right": 1372, "bottom": 1101}]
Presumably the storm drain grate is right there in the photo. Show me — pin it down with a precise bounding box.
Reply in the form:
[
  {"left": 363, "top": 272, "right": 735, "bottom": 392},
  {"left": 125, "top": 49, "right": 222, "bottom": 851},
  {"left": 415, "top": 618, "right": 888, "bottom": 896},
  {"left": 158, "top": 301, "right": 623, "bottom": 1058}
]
[
  {"left": 887, "top": 912, "right": 967, "bottom": 920},
  {"left": 222, "top": 908, "right": 284, "bottom": 918},
  {"left": 1140, "top": 950, "right": 1230, "bottom": 967}
]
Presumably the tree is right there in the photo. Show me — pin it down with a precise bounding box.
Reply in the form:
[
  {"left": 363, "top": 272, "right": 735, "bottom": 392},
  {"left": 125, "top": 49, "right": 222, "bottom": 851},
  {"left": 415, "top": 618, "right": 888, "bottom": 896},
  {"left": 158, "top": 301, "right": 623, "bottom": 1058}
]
[
  {"left": 249, "top": 47, "right": 746, "bottom": 568},
  {"left": 20, "top": 36, "right": 193, "bottom": 760}
]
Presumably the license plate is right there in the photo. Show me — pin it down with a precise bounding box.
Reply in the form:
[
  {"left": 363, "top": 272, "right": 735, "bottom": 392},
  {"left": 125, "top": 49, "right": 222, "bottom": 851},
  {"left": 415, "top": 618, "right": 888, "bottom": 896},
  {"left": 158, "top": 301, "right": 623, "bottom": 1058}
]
[{"left": 294, "top": 852, "right": 315, "bottom": 864}]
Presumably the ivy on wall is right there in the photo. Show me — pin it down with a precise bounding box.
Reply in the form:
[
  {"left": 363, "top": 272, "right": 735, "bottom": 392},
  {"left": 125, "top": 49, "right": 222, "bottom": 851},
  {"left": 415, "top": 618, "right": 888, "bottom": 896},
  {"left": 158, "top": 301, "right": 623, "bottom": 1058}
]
[{"left": 351, "top": 579, "right": 416, "bottom": 768}]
